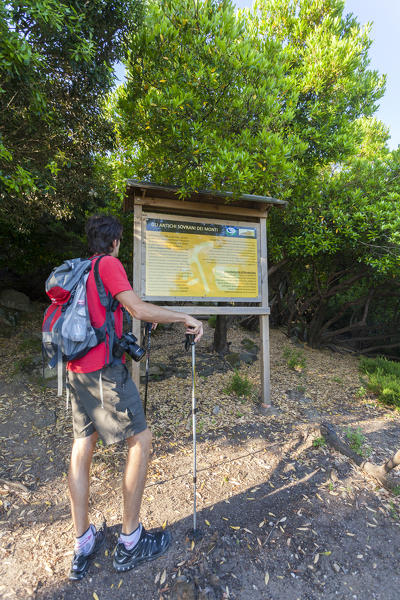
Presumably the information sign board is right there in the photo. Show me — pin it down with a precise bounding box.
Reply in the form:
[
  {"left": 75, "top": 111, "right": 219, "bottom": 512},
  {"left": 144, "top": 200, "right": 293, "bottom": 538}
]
[{"left": 143, "top": 214, "right": 260, "bottom": 301}]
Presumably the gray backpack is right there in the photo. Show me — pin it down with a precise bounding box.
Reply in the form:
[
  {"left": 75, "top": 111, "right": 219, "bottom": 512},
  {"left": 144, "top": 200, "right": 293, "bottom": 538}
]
[{"left": 42, "top": 255, "right": 118, "bottom": 395}]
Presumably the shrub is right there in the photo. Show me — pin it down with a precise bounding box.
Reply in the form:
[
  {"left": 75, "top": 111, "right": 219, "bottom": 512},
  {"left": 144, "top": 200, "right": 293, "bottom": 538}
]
[
  {"left": 359, "top": 356, "right": 400, "bottom": 408},
  {"left": 345, "top": 427, "right": 371, "bottom": 457},
  {"left": 313, "top": 437, "right": 326, "bottom": 448},
  {"left": 283, "top": 346, "right": 306, "bottom": 371},
  {"left": 224, "top": 369, "right": 253, "bottom": 397},
  {"left": 360, "top": 356, "right": 400, "bottom": 378}
]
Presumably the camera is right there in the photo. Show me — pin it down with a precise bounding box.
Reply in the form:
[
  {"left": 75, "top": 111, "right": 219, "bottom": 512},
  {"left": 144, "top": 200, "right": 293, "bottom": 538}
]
[{"left": 113, "top": 333, "right": 145, "bottom": 362}]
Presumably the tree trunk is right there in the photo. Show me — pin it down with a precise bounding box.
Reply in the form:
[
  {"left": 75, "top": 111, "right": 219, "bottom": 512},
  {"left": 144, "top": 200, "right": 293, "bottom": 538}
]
[
  {"left": 213, "top": 315, "right": 230, "bottom": 355},
  {"left": 320, "top": 422, "right": 400, "bottom": 492}
]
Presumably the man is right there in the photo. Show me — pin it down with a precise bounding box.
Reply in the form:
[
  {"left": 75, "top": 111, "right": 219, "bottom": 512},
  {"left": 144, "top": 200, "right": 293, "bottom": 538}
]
[{"left": 67, "top": 215, "right": 203, "bottom": 580}]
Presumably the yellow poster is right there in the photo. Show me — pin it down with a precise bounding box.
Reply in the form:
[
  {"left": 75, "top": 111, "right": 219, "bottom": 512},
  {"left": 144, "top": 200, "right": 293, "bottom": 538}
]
[{"left": 145, "top": 218, "right": 259, "bottom": 299}]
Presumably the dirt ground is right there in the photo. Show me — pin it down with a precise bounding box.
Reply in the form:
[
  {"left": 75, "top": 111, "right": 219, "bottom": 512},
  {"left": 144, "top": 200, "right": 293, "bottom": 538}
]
[{"left": 1, "top": 308, "right": 400, "bottom": 600}]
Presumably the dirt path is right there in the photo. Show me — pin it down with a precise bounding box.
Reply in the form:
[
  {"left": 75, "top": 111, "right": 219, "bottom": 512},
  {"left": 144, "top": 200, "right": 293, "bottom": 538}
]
[{"left": 1, "top": 312, "right": 400, "bottom": 599}]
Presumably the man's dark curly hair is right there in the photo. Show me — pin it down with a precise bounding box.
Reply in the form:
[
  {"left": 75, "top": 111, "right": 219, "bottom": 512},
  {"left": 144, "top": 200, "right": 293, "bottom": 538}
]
[{"left": 86, "top": 215, "right": 123, "bottom": 254}]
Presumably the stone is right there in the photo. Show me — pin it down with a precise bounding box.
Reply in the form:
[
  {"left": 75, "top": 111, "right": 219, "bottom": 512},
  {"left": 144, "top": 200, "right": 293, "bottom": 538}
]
[
  {"left": 140, "top": 363, "right": 166, "bottom": 376},
  {"left": 212, "top": 405, "right": 220, "bottom": 415},
  {"left": 240, "top": 338, "right": 259, "bottom": 353},
  {"left": 303, "top": 409, "right": 320, "bottom": 421},
  {"left": 0, "top": 289, "right": 31, "bottom": 312},
  {"left": 225, "top": 352, "right": 241, "bottom": 368},
  {"left": 239, "top": 351, "right": 256, "bottom": 365},
  {"left": 170, "top": 581, "right": 196, "bottom": 600},
  {"left": 299, "top": 396, "right": 312, "bottom": 404},
  {"left": 34, "top": 366, "right": 57, "bottom": 380},
  {"left": 209, "top": 574, "right": 220, "bottom": 587},
  {"left": 0, "top": 307, "right": 15, "bottom": 336}
]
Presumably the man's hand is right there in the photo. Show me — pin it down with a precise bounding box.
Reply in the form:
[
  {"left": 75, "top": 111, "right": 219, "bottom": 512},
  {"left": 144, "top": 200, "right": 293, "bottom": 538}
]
[{"left": 184, "top": 315, "right": 203, "bottom": 342}]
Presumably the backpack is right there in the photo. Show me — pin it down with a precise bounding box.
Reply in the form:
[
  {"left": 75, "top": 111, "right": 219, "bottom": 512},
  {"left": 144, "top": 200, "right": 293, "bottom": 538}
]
[{"left": 42, "top": 255, "right": 118, "bottom": 396}]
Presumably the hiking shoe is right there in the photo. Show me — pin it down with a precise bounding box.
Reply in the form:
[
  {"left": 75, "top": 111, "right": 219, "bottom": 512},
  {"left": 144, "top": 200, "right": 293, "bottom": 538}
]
[
  {"left": 69, "top": 523, "right": 107, "bottom": 581},
  {"left": 113, "top": 526, "right": 171, "bottom": 572}
]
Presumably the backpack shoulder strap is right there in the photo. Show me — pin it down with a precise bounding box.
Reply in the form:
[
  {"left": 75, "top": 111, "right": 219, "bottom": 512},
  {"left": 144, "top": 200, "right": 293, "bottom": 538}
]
[
  {"left": 92, "top": 255, "right": 108, "bottom": 307},
  {"left": 92, "top": 254, "right": 119, "bottom": 365},
  {"left": 93, "top": 255, "right": 120, "bottom": 312}
]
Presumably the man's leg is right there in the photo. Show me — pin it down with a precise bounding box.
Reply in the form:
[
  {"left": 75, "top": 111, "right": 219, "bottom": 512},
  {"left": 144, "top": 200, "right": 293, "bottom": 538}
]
[
  {"left": 114, "top": 427, "right": 171, "bottom": 571},
  {"left": 68, "top": 431, "right": 98, "bottom": 537},
  {"left": 122, "top": 428, "right": 152, "bottom": 534}
]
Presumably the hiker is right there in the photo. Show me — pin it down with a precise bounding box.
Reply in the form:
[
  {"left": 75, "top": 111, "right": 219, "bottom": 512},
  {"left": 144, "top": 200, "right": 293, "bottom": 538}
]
[{"left": 67, "top": 215, "right": 203, "bottom": 580}]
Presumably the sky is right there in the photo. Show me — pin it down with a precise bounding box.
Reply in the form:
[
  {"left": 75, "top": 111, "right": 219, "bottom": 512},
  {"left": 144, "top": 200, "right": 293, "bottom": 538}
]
[{"left": 233, "top": 0, "right": 400, "bottom": 150}]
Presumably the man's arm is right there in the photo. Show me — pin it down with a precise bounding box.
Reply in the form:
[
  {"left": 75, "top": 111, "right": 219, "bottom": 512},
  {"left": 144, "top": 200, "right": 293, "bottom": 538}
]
[{"left": 115, "top": 290, "right": 203, "bottom": 341}]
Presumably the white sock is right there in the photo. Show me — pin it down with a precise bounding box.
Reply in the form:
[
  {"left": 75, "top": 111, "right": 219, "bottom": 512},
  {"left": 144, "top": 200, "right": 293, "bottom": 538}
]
[
  {"left": 75, "top": 524, "right": 96, "bottom": 555},
  {"left": 120, "top": 523, "right": 142, "bottom": 550}
]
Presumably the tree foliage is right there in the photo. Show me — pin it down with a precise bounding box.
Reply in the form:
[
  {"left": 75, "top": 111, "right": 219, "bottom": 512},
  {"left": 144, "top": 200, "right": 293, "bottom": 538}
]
[
  {"left": 109, "top": 0, "right": 399, "bottom": 354},
  {"left": 109, "top": 0, "right": 305, "bottom": 197},
  {"left": 0, "top": 0, "right": 143, "bottom": 232}
]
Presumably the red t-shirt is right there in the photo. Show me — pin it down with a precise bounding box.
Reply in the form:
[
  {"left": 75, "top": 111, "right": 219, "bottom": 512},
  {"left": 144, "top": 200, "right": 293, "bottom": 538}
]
[{"left": 67, "top": 255, "right": 132, "bottom": 373}]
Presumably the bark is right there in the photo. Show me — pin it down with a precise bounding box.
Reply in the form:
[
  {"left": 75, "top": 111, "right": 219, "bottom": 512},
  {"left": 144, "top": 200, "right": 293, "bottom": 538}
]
[
  {"left": 268, "top": 258, "right": 288, "bottom": 278},
  {"left": 319, "top": 422, "right": 400, "bottom": 492},
  {"left": 212, "top": 315, "right": 230, "bottom": 355}
]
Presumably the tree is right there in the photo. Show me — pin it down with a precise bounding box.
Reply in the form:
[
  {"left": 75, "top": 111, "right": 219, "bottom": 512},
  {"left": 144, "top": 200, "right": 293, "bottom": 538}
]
[
  {"left": 0, "top": 0, "right": 143, "bottom": 232},
  {"left": 109, "top": 0, "right": 303, "bottom": 198},
  {"left": 269, "top": 132, "right": 400, "bottom": 353},
  {"left": 249, "top": 0, "right": 385, "bottom": 167},
  {"left": 109, "top": 0, "right": 392, "bottom": 354},
  {"left": 241, "top": 1, "right": 398, "bottom": 353},
  {"left": 0, "top": 0, "right": 143, "bottom": 287}
]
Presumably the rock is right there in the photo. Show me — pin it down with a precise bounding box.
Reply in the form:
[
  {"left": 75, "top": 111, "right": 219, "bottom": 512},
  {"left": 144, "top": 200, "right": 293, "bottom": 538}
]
[
  {"left": 212, "top": 405, "right": 220, "bottom": 415},
  {"left": 303, "top": 409, "right": 320, "bottom": 421},
  {"left": 0, "top": 306, "right": 17, "bottom": 326},
  {"left": 0, "top": 307, "right": 15, "bottom": 336},
  {"left": 209, "top": 574, "right": 220, "bottom": 587},
  {"left": 239, "top": 351, "right": 257, "bottom": 365},
  {"left": 0, "top": 289, "right": 31, "bottom": 312},
  {"left": 240, "top": 338, "right": 259, "bottom": 353},
  {"left": 170, "top": 581, "right": 196, "bottom": 600},
  {"left": 34, "top": 366, "right": 57, "bottom": 380},
  {"left": 140, "top": 362, "right": 167, "bottom": 378},
  {"left": 299, "top": 396, "right": 312, "bottom": 404},
  {"left": 225, "top": 352, "right": 240, "bottom": 368},
  {"left": 283, "top": 462, "right": 296, "bottom": 473},
  {"left": 219, "top": 559, "right": 235, "bottom": 574},
  {"left": 198, "top": 365, "right": 215, "bottom": 377}
]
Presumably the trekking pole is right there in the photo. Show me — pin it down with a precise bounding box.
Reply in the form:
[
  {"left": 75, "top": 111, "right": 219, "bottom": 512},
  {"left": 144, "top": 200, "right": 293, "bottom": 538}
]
[
  {"left": 143, "top": 322, "right": 152, "bottom": 415},
  {"left": 185, "top": 333, "right": 202, "bottom": 540}
]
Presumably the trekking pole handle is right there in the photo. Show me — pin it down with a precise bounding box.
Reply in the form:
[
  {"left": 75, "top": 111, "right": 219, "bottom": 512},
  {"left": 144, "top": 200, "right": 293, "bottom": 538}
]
[{"left": 185, "top": 333, "right": 195, "bottom": 350}]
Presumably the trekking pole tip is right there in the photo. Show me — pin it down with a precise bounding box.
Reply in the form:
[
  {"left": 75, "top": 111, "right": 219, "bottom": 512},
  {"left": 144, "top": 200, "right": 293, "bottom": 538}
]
[{"left": 186, "top": 527, "right": 203, "bottom": 541}]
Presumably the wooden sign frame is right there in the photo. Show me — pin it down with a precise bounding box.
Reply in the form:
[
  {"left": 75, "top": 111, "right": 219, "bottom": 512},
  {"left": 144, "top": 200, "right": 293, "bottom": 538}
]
[{"left": 126, "top": 181, "right": 286, "bottom": 407}]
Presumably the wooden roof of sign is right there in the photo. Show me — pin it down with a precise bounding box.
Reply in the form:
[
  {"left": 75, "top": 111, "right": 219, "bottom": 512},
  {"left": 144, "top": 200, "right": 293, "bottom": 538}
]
[{"left": 124, "top": 179, "right": 286, "bottom": 221}]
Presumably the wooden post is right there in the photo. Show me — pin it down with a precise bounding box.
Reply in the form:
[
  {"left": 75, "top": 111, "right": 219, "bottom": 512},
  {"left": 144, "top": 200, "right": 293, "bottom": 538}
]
[
  {"left": 259, "top": 217, "right": 271, "bottom": 406},
  {"left": 132, "top": 200, "right": 142, "bottom": 388}
]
